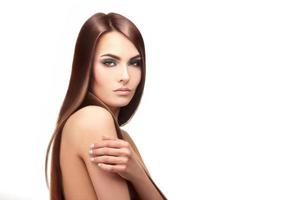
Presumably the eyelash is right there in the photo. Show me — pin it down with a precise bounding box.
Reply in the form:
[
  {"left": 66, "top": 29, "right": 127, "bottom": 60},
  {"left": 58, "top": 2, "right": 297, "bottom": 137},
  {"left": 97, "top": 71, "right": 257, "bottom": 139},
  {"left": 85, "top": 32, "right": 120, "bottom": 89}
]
[{"left": 102, "top": 59, "right": 141, "bottom": 67}]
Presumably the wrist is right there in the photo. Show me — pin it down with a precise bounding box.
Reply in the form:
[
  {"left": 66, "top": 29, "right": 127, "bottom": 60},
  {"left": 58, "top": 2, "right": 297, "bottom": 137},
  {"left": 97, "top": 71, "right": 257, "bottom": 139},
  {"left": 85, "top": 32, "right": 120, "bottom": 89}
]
[{"left": 130, "top": 164, "right": 148, "bottom": 184}]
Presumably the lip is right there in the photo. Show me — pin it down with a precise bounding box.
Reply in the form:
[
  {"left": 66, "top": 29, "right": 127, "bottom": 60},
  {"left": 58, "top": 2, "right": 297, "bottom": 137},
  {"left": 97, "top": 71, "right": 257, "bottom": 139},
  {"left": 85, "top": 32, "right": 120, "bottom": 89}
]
[
  {"left": 115, "top": 90, "right": 131, "bottom": 95},
  {"left": 114, "top": 87, "right": 131, "bottom": 92}
]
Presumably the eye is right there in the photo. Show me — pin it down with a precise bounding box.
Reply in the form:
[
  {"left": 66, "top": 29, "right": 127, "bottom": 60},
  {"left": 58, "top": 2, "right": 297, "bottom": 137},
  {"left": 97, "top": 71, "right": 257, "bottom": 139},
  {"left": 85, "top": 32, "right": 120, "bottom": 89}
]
[
  {"left": 102, "top": 59, "right": 117, "bottom": 67},
  {"left": 130, "top": 59, "right": 141, "bottom": 67}
]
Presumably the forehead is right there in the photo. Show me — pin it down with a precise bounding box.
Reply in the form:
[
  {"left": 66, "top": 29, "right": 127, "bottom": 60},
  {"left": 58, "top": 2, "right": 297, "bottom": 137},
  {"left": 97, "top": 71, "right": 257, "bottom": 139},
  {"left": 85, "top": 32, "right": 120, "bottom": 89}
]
[{"left": 95, "top": 31, "right": 139, "bottom": 57}]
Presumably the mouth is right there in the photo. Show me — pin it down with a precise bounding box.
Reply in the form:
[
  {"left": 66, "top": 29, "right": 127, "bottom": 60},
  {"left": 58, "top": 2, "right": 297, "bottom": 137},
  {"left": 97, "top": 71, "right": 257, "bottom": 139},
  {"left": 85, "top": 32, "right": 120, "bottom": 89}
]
[
  {"left": 114, "top": 90, "right": 131, "bottom": 95},
  {"left": 114, "top": 87, "right": 131, "bottom": 92},
  {"left": 114, "top": 87, "right": 132, "bottom": 96}
]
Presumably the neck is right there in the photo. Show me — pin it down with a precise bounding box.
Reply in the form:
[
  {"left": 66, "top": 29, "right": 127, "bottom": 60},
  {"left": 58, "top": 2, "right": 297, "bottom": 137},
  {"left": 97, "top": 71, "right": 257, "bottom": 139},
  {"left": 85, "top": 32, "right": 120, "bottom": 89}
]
[{"left": 108, "top": 106, "right": 120, "bottom": 119}]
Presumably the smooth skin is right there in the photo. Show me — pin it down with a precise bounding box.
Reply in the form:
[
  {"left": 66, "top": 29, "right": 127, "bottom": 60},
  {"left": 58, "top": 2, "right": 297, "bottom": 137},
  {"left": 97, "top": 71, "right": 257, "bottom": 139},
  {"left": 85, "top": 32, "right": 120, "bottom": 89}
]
[
  {"left": 89, "top": 135, "right": 145, "bottom": 181},
  {"left": 90, "top": 31, "right": 142, "bottom": 118},
  {"left": 60, "top": 106, "right": 146, "bottom": 199},
  {"left": 60, "top": 31, "right": 165, "bottom": 199}
]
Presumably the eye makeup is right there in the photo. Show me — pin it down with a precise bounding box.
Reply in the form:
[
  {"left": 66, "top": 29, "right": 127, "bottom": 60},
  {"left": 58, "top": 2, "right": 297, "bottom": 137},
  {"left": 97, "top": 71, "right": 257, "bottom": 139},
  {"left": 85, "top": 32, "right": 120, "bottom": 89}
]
[
  {"left": 101, "top": 58, "right": 142, "bottom": 67},
  {"left": 130, "top": 59, "right": 141, "bottom": 67},
  {"left": 100, "top": 53, "right": 140, "bottom": 61},
  {"left": 101, "top": 59, "right": 117, "bottom": 67}
]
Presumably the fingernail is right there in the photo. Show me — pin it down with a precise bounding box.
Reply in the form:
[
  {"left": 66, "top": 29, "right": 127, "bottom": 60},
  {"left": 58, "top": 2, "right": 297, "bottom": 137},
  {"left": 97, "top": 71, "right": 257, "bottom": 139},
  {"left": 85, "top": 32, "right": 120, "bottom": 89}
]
[
  {"left": 90, "top": 144, "right": 94, "bottom": 148},
  {"left": 98, "top": 163, "right": 102, "bottom": 167},
  {"left": 89, "top": 149, "right": 93, "bottom": 154},
  {"left": 90, "top": 157, "right": 95, "bottom": 161}
]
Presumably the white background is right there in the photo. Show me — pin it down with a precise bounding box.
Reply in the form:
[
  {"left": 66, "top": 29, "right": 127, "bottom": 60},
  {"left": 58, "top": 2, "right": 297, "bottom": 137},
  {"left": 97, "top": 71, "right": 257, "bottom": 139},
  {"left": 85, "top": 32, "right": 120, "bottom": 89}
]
[{"left": 0, "top": 0, "right": 299, "bottom": 199}]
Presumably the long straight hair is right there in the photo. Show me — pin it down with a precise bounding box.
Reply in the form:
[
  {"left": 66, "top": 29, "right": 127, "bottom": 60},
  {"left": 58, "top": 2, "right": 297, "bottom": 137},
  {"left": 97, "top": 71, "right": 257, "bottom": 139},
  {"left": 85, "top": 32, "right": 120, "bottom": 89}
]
[{"left": 45, "top": 12, "right": 146, "bottom": 200}]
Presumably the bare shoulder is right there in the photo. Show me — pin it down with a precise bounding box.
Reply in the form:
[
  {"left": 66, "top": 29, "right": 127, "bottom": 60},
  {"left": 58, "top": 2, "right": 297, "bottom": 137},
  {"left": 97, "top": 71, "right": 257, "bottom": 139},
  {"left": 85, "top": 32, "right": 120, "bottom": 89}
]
[
  {"left": 61, "top": 105, "right": 130, "bottom": 199},
  {"left": 62, "top": 105, "right": 116, "bottom": 156},
  {"left": 64, "top": 105, "right": 113, "bottom": 133}
]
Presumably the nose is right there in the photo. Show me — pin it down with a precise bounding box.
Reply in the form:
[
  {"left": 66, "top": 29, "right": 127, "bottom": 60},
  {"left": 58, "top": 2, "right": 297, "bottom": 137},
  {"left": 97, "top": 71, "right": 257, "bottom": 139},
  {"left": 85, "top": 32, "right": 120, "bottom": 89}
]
[{"left": 120, "top": 66, "right": 130, "bottom": 83}]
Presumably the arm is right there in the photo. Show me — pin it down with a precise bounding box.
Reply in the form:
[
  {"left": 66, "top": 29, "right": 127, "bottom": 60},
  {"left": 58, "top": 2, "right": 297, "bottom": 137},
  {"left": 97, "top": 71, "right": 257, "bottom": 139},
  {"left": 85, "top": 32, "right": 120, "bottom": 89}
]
[
  {"left": 121, "top": 130, "right": 151, "bottom": 175},
  {"left": 88, "top": 131, "right": 167, "bottom": 200},
  {"left": 122, "top": 131, "right": 168, "bottom": 200},
  {"left": 131, "top": 170, "right": 167, "bottom": 200},
  {"left": 65, "top": 105, "right": 131, "bottom": 200}
]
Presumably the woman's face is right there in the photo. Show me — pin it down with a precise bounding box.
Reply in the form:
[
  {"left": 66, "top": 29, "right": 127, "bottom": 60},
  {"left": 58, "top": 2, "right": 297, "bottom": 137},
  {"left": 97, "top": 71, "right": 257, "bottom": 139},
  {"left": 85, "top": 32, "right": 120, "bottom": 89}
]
[{"left": 91, "top": 31, "right": 142, "bottom": 114}]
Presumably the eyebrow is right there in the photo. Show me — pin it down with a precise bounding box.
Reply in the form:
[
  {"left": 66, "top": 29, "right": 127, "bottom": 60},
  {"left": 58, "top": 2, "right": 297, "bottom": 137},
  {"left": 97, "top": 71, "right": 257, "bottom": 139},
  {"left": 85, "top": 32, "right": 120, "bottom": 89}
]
[{"left": 100, "top": 53, "right": 141, "bottom": 60}]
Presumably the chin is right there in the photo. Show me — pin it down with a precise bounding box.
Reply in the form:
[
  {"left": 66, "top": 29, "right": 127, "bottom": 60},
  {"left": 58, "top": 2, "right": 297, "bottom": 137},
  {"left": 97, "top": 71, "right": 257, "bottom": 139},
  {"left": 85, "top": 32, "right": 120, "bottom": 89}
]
[
  {"left": 111, "top": 99, "right": 132, "bottom": 107},
  {"left": 118, "top": 101, "right": 131, "bottom": 107}
]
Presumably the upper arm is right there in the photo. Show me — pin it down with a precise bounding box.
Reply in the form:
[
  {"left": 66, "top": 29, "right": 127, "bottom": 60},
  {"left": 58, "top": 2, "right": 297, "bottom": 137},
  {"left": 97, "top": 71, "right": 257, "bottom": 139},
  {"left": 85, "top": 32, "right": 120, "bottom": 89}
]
[{"left": 63, "top": 106, "right": 131, "bottom": 200}]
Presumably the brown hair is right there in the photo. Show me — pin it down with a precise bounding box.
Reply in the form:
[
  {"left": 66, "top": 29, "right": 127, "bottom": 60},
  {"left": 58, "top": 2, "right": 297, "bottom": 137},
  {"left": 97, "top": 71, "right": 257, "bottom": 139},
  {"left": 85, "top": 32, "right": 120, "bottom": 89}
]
[{"left": 45, "top": 12, "right": 146, "bottom": 199}]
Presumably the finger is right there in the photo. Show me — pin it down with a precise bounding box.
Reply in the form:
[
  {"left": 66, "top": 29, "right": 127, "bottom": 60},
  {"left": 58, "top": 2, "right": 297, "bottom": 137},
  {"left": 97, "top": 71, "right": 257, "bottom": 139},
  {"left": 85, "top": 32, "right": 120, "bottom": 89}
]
[
  {"left": 90, "top": 140, "right": 130, "bottom": 149},
  {"left": 91, "top": 155, "right": 128, "bottom": 165},
  {"left": 90, "top": 147, "right": 131, "bottom": 157},
  {"left": 98, "top": 163, "right": 127, "bottom": 172}
]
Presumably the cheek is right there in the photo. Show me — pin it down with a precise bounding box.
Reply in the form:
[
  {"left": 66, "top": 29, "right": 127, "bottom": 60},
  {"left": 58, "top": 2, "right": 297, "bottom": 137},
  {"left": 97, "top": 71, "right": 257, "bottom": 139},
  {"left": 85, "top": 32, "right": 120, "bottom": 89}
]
[
  {"left": 93, "top": 65, "right": 110, "bottom": 87},
  {"left": 135, "top": 69, "right": 142, "bottom": 85},
  {"left": 137, "top": 70, "right": 142, "bottom": 85}
]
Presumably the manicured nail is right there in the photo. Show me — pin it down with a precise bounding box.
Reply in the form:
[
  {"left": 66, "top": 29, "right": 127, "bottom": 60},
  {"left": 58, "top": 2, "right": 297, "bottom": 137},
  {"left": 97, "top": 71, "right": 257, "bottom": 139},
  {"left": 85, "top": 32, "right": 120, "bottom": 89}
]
[
  {"left": 98, "top": 163, "right": 102, "bottom": 167},
  {"left": 90, "top": 144, "right": 94, "bottom": 148},
  {"left": 90, "top": 157, "right": 95, "bottom": 161},
  {"left": 89, "top": 149, "right": 93, "bottom": 154}
]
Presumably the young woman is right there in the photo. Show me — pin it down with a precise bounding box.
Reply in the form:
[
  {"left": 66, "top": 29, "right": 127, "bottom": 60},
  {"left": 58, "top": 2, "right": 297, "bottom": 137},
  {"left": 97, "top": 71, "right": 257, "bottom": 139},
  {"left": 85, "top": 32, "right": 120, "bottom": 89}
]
[{"left": 45, "top": 12, "right": 167, "bottom": 200}]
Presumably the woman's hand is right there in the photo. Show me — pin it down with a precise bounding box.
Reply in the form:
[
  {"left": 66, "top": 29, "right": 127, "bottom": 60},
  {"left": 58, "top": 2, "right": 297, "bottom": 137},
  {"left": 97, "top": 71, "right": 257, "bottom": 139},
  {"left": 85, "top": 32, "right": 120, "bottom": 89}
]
[{"left": 88, "top": 135, "right": 145, "bottom": 182}]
